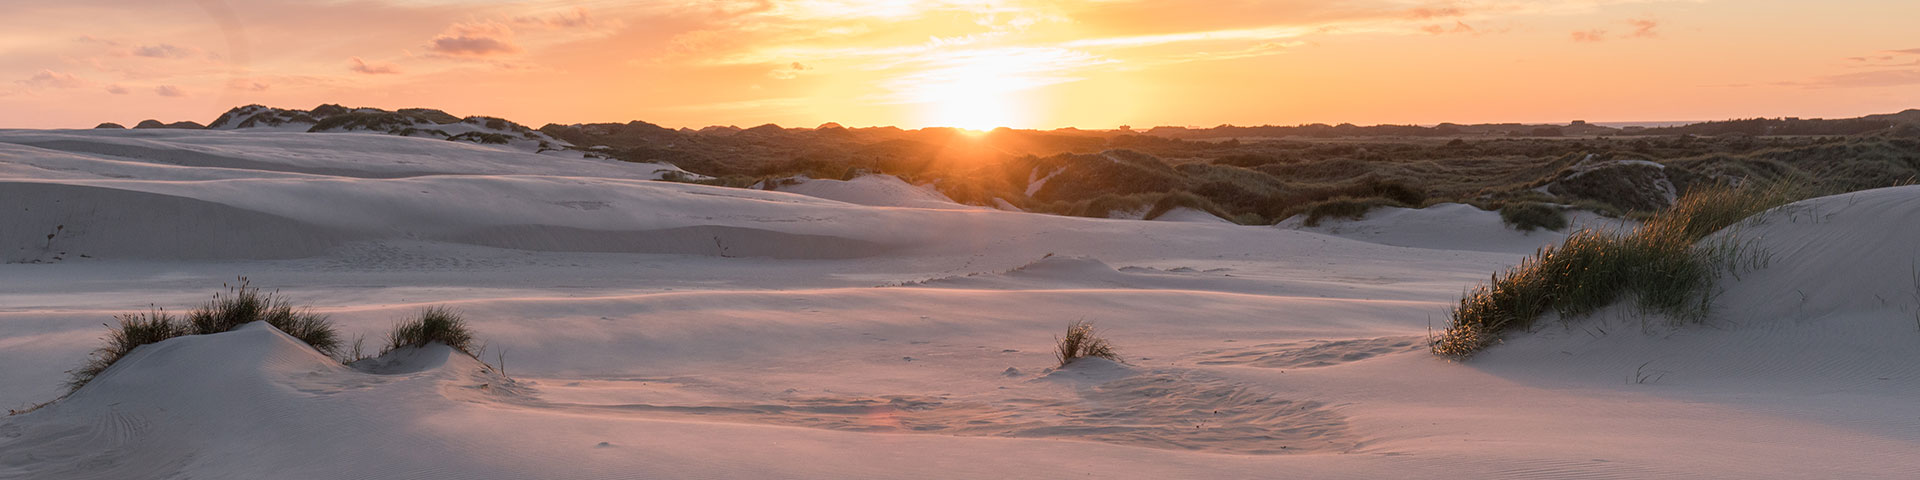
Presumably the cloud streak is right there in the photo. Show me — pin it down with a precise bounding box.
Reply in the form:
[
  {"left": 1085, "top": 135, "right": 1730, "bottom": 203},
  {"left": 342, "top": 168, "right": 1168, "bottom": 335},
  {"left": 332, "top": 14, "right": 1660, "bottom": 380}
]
[
  {"left": 427, "top": 22, "right": 520, "bottom": 57},
  {"left": 20, "top": 70, "right": 88, "bottom": 89},
  {"left": 349, "top": 57, "right": 400, "bottom": 75}
]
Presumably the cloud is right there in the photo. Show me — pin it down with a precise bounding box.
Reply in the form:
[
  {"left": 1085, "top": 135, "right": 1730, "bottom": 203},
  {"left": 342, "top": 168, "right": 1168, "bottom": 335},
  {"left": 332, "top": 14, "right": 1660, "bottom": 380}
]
[
  {"left": 20, "top": 70, "right": 87, "bottom": 88},
  {"left": 349, "top": 57, "right": 400, "bottom": 74},
  {"left": 1796, "top": 70, "right": 1920, "bottom": 88},
  {"left": 1571, "top": 29, "right": 1606, "bottom": 42},
  {"left": 154, "top": 85, "right": 186, "bottom": 97},
  {"left": 427, "top": 22, "right": 520, "bottom": 57},
  {"left": 132, "top": 44, "right": 196, "bottom": 59},
  {"left": 769, "top": 61, "right": 812, "bottom": 79},
  {"left": 1627, "top": 18, "right": 1658, "bottom": 38},
  {"left": 514, "top": 7, "right": 600, "bottom": 28},
  {"left": 105, "top": 84, "right": 128, "bottom": 94},
  {"left": 229, "top": 79, "right": 269, "bottom": 91},
  {"left": 1406, "top": 7, "right": 1466, "bottom": 20},
  {"left": 1423, "top": 21, "right": 1478, "bottom": 35}
]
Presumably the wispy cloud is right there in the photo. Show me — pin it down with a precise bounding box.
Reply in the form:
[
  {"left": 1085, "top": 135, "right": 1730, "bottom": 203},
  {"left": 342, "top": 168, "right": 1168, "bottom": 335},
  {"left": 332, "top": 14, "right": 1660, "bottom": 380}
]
[
  {"left": 1627, "top": 18, "right": 1659, "bottom": 38},
  {"left": 132, "top": 44, "right": 197, "bottom": 59},
  {"left": 427, "top": 22, "right": 520, "bottom": 57},
  {"left": 153, "top": 85, "right": 186, "bottom": 97},
  {"left": 19, "top": 70, "right": 88, "bottom": 89},
  {"left": 349, "top": 57, "right": 401, "bottom": 75},
  {"left": 1795, "top": 69, "right": 1920, "bottom": 88}
]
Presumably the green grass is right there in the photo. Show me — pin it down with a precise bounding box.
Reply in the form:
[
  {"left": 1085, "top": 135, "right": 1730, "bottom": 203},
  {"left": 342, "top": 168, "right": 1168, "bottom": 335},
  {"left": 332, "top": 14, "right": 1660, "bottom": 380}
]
[
  {"left": 65, "top": 308, "right": 188, "bottom": 392},
  {"left": 1499, "top": 202, "right": 1568, "bottom": 231},
  {"left": 185, "top": 278, "right": 339, "bottom": 356},
  {"left": 384, "top": 306, "right": 478, "bottom": 356},
  {"left": 1054, "top": 320, "right": 1120, "bottom": 367},
  {"left": 1433, "top": 183, "right": 1797, "bottom": 358}
]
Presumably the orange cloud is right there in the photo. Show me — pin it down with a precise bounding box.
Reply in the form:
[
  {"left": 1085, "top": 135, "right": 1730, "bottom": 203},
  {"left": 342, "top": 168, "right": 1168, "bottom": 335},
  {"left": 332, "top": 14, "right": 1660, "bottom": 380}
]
[
  {"left": 20, "top": 70, "right": 88, "bottom": 89},
  {"left": 349, "top": 57, "right": 400, "bottom": 75},
  {"left": 428, "top": 22, "right": 520, "bottom": 57},
  {"left": 1627, "top": 18, "right": 1659, "bottom": 38}
]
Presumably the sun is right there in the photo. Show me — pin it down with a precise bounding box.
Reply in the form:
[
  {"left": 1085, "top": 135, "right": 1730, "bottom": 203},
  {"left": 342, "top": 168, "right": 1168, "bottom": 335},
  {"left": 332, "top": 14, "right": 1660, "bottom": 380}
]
[
  {"left": 906, "top": 49, "right": 1065, "bottom": 131},
  {"left": 924, "top": 88, "right": 1017, "bottom": 131}
]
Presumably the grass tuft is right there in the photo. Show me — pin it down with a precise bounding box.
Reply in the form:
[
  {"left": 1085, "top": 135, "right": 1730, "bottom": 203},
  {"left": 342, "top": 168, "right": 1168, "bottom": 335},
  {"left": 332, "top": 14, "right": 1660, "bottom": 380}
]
[
  {"left": 66, "top": 307, "right": 188, "bottom": 392},
  {"left": 384, "top": 306, "right": 478, "bottom": 356},
  {"left": 1434, "top": 183, "right": 1796, "bottom": 358},
  {"left": 1499, "top": 202, "right": 1569, "bottom": 231},
  {"left": 1054, "top": 320, "right": 1120, "bottom": 367},
  {"left": 185, "top": 277, "right": 339, "bottom": 355}
]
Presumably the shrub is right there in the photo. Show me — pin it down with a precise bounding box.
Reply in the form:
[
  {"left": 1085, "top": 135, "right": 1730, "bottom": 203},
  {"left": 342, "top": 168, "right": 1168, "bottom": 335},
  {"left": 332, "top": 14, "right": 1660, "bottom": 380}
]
[
  {"left": 1499, "top": 202, "right": 1568, "bottom": 231},
  {"left": 185, "top": 278, "right": 339, "bottom": 356},
  {"left": 1301, "top": 197, "right": 1388, "bottom": 227},
  {"left": 66, "top": 308, "right": 187, "bottom": 392},
  {"left": 384, "top": 306, "right": 477, "bottom": 356},
  {"left": 1433, "top": 184, "right": 1796, "bottom": 358},
  {"left": 1054, "top": 320, "right": 1119, "bottom": 367}
]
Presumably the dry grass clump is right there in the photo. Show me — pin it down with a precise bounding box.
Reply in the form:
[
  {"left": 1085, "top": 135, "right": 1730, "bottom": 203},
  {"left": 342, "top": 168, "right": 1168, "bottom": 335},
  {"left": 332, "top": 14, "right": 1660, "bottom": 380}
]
[
  {"left": 63, "top": 279, "right": 340, "bottom": 393},
  {"left": 384, "top": 306, "right": 477, "bottom": 356},
  {"left": 1433, "top": 183, "right": 1796, "bottom": 358},
  {"left": 65, "top": 308, "right": 188, "bottom": 391},
  {"left": 186, "top": 278, "right": 339, "bottom": 356},
  {"left": 1055, "top": 320, "right": 1120, "bottom": 367}
]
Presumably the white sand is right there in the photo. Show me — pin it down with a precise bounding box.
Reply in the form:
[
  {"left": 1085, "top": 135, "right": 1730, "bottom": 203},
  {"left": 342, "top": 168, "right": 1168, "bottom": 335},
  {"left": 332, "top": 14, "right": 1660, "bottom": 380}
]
[{"left": 2, "top": 128, "right": 1917, "bottom": 478}]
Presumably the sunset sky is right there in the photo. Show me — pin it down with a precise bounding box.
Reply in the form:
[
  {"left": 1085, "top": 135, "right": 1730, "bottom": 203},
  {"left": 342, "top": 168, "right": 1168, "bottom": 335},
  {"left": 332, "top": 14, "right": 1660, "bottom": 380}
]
[{"left": 2, "top": 0, "right": 1917, "bottom": 130}]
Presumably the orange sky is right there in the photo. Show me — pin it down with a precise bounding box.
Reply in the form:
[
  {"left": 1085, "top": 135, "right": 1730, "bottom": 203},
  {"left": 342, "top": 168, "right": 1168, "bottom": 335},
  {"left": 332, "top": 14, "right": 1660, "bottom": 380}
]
[{"left": 2, "top": 0, "right": 1917, "bottom": 130}]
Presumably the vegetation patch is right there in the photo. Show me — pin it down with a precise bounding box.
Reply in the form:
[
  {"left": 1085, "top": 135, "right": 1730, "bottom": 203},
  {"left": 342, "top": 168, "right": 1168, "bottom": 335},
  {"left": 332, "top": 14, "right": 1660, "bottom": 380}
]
[
  {"left": 63, "top": 278, "right": 340, "bottom": 392},
  {"left": 1301, "top": 197, "right": 1393, "bottom": 227},
  {"left": 1055, "top": 320, "right": 1120, "bottom": 367},
  {"left": 66, "top": 308, "right": 188, "bottom": 391},
  {"left": 1499, "top": 202, "right": 1568, "bottom": 231},
  {"left": 186, "top": 278, "right": 339, "bottom": 356},
  {"left": 384, "top": 306, "right": 478, "bottom": 356},
  {"left": 1433, "top": 184, "right": 1797, "bottom": 358}
]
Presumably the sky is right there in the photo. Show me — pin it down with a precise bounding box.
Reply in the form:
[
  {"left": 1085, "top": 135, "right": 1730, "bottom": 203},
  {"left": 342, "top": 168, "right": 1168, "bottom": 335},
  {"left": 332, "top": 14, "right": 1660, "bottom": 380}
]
[{"left": 1, "top": 0, "right": 1917, "bottom": 130}]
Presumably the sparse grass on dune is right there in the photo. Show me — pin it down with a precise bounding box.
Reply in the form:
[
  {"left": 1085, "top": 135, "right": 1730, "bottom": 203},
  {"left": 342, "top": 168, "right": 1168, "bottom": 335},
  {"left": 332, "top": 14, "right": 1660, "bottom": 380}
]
[
  {"left": 1433, "top": 183, "right": 1797, "bottom": 358},
  {"left": 384, "top": 306, "right": 478, "bottom": 356},
  {"left": 1055, "top": 320, "right": 1120, "bottom": 367},
  {"left": 63, "top": 279, "right": 342, "bottom": 393},
  {"left": 66, "top": 308, "right": 187, "bottom": 391},
  {"left": 186, "top": 278, "right": 339, "bottom": 356}
]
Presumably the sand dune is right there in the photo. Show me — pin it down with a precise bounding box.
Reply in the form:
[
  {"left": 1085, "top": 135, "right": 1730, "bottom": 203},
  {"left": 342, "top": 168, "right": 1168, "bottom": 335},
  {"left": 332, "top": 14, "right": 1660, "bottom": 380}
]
[{"left": 3, "top": 129, "right": 1918, "bottom": 478}]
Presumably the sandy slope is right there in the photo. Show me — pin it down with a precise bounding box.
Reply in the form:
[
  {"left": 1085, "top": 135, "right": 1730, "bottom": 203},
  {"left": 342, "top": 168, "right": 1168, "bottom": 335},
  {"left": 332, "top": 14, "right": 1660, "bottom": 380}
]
[{"left": 2, "top": 129, "right": 1917, "bottom": 478}]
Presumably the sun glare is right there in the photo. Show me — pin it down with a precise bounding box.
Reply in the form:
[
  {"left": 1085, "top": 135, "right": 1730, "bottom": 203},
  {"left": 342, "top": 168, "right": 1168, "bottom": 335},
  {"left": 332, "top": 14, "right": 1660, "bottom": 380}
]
[{"left": 905, "top": 48, "right": 1085, "bottom": 131}]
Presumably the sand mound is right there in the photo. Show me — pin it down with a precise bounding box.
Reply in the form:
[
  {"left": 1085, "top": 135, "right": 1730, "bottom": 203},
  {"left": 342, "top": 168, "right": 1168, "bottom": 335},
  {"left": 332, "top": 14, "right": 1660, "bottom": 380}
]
[
  {"left": 1280, "top": 202, "right": 1633, "bottom": 254},
  {"left": 0, "top": 323, "right": 513, "bottom": 478},
  {"left": 1479, "top": 186, "right": 1920, "bottom": 390},
  {"left": 769, "top": 174, "right": 968, "bottom": 209},
  {"left": 1151, "top": 207, "right": 1233, "bottom": 224}
]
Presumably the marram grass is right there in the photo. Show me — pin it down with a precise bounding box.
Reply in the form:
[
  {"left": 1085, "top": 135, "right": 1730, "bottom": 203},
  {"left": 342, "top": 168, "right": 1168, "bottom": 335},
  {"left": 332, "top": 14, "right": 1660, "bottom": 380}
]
[{"left": 1433, "top": 183, "right": 1796, "bottom": 358}]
